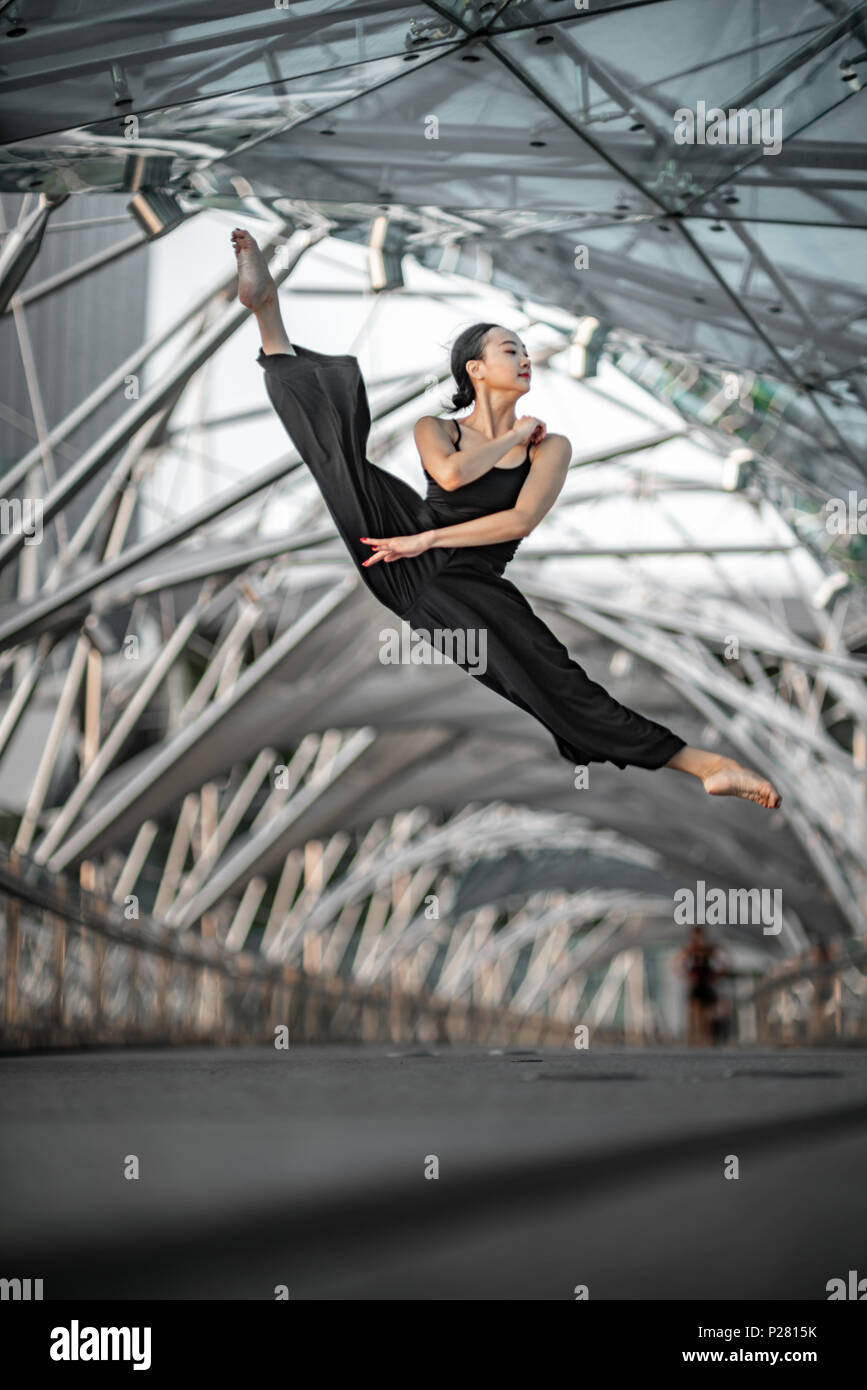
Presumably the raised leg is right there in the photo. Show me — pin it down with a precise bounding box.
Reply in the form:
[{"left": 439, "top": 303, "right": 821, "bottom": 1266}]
[
  {"left": 231, "top": 227, "right": 295, "bottom": 356},
  {"left": 664, "top": 745, "right": 781, "bottom": 809}
]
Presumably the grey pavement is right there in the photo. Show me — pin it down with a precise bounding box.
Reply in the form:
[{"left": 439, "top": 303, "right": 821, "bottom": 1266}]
[{"left": 1, "top": 1043, "right": 865, "bottom": 1299}]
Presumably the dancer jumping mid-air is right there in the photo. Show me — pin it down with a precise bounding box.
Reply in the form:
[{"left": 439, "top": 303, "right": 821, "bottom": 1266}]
[{"left": 231, "top": 228, "right": 781, "bottom": 810}]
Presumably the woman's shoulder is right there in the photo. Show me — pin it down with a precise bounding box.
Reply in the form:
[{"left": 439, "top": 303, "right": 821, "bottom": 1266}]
[
  {"left": 414, "top": 414, "right": 453, "bottom": 430},
  {"left": 528, "top": 431, "right": 572, "bottom": 463},
  {"left": 535, "top": 430, "right": 571, "bottom": 449},
  {"left": 413, "top": 414, "right": 460, "bottom": 444}
]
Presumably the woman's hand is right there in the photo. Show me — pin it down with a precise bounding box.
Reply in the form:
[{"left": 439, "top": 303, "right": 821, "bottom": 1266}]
[
  {"left": 360, "top": 531, "right": 433, "bottom": 566},
  {"left": 512, "top": 415, "right": 547, "bottom": 446}
]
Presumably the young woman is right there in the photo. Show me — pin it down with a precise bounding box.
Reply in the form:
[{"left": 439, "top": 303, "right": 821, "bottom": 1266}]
[{"left": 231, "top": 227, "right": 781, "bottom": 809}]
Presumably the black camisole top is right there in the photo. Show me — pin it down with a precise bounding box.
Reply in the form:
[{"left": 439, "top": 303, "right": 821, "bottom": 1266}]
[{"left": 421, "top": 418, "right": 532, "bottom": 574}]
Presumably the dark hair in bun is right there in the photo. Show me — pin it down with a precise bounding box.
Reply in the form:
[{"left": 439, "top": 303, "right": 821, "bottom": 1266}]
[{"left": 446, "top": 322, "right": 499, "bottom": 413}]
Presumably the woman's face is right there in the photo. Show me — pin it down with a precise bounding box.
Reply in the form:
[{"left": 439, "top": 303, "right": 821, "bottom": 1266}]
[{"left": 470, "top": 328, "right": 532, "bottom": 396}]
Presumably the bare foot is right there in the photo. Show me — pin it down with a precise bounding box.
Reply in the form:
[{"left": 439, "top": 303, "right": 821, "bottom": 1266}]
[
  {"left": 230, "top": 227, "right": 277, "bottom": 311},
  {"left": 702, "top": 756, "right": 781, "bottom": 809}
]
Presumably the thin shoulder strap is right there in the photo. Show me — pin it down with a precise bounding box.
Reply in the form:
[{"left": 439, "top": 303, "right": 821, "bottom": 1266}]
[{"left": 453, "top": 418, "right": 461, "bottom": 447}]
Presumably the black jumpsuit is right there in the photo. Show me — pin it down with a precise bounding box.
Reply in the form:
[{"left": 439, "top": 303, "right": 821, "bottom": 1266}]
[{"left": 257, "top": 342, "right": 686, "bottom": 770}]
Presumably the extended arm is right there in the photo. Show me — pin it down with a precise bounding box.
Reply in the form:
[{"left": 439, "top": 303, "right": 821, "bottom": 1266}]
[
  {"left": 361, "top": 434, "right": 571, "bottom": 566},
  {"left": 426, "top": 433, "right": 571, "bottom": 549}
]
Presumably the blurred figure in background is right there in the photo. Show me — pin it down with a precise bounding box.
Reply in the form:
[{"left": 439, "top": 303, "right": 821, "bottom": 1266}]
[
  {"left": 674, "top": 926, "right": 723, "bottom": 1046},
  {"left": 710, "top": 980, "right": 734, "bottom": 1045},
  {"left": 809, "top": 940, "right": 835, "bottom": 1043}
]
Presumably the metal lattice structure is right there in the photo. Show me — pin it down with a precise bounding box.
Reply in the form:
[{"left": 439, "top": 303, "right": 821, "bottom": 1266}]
[{"left": 1, "top": 0, "right": 865, "bottom": 1044}]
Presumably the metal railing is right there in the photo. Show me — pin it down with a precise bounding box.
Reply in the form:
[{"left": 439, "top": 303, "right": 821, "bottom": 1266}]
[
  {"left": 734, "top": 941, "right": 867, "bottom": 1046},
  {"left": 3, "top": 846, "right": 864, "bottom": 1051},
  {"left": 0, "top": 846, "right": 576, "bottom": 1051}
]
